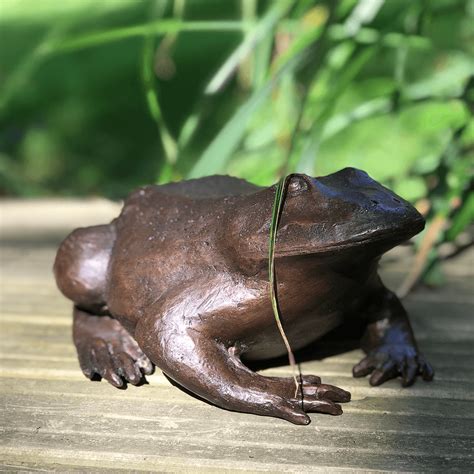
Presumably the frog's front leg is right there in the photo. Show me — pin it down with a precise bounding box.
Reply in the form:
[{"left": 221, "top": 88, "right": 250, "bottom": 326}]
[
  {"left": 135, "top": 311, "right": 350, "bottom": 425},
  {"left": 353, "top": 284, "right": 434, "bottom": 387}
]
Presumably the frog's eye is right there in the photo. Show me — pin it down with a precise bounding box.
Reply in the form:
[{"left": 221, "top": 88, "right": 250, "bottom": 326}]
[{"left": 287, "top": 176, "right": 309, "bottom": 195}]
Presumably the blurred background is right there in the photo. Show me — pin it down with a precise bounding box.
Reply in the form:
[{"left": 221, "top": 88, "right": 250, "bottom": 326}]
[{"left": 0, "top": 0, "right": 473, "bottom": 290}]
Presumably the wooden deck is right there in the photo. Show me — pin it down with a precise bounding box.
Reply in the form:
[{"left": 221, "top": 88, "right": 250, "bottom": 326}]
[{"left": 1, "top": 199, "right": 473, "bottom": 472}]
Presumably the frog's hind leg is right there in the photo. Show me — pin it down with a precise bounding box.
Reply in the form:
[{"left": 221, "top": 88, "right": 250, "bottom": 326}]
[
  {"left": 54, "top": 224, "right": 115, "bottom": 314},
  {"left": 136, "top": 314, "right": 350, "bottom": 425},
  {"left": 73, "top": 307, "right": 153, "bottom": 388},
  {"left": 54, "top": 224, "right": 153, "bottom": 387}
]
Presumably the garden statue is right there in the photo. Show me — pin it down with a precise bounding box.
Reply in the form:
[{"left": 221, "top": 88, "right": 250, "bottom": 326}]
[{"left": 54, "top": 167, "right": 434, "bottom": 424}]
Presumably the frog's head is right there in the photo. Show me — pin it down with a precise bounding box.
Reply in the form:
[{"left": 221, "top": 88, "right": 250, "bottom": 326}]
[{"left": 232, "top": 167, "right": 425, "bottom": 261}]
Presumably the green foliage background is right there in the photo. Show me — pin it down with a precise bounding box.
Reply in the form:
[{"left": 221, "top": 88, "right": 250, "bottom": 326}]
[{"left": 1, "top": 0, "right": 473, "bottom": 285}]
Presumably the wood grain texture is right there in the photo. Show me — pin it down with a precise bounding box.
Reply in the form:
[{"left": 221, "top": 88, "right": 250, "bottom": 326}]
[{"left": 1, "top": 200, "right": 473, "bottom": 472}]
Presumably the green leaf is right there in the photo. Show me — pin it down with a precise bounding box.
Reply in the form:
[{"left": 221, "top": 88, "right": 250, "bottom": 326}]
[
  {"left": 446, "top": 192, "right": 474, "bottom": 242},
  {"left": 393, "top": 176, "right": 427, "bottom": 202}
]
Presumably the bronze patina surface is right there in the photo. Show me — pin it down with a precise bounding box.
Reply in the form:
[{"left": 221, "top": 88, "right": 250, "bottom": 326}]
[{"left": 54, "top": 168, "right": 434, "bottom": 424}]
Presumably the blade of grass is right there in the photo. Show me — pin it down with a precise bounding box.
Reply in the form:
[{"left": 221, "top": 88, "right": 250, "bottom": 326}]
[
  {"left": 47, "top": 20, "right": 251, "bottom": 55},
  {"left": 268, "top": 176, "right": 299, "bottom": 396},
  {"left": 188, "top": 76, "right": 276, "bottom": 178},
  {"left": 278, "top": 1, "right": 339, "bottom": 176},
  {"left": 321, "top": 96, "right": 392, "bottom": 139},
  {"left": 296, "top": 45, "right": 377, "bottom": 174},
  {"left": 0, "top": 22, "right": 71, "bottom": 111},
  {"left": 142, "top": 30, "right": 178, "bottom": 174},
  {"left": 142, "top": 0, "right": 184, "bottom": 183},
  {"left": 205, "top": 0, "right": 294, "bottom": 94}
]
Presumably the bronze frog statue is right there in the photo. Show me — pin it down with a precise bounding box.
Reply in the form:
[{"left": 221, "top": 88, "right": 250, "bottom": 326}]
[{"left": 54, "top": 168, "right": 434, "bottom": 424}]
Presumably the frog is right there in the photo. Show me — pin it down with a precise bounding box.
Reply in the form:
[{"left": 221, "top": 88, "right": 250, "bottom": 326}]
[{"left": 54, "top": 167, "right": 434, "bottom": 425}]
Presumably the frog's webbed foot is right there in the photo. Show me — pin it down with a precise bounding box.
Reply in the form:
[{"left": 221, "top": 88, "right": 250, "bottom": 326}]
[
  {"left": 354, "top": 286, "right": 435, "bottom": 387},
  {"left": 73, "top": 307, "right": 154, "bottom": 388},
  {"left": 264, "top": 374, "right": 351, "bottom": 422},
  {"left": 353, "top": 346, "right": 434, "bottom": 387},
  {"left": 136, "top": 316, "right": 350, "bottom": 425}
]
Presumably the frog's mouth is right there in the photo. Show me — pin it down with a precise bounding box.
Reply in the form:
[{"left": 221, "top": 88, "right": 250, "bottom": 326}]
[{"left": 272, "top": 215, "right": 425, "bottom": 258}]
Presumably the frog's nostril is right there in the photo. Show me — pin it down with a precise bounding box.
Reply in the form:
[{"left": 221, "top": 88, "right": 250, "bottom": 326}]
[
  {"left": 371, "top": 200, "right": 379, "bottom": 205},
  {"left": 393, "top": 198, "right": 401, "bottom": 203}
]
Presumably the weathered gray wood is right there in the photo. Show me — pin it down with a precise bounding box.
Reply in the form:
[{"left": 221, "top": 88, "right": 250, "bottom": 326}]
[
  {"left": 1, "top": 201, "right": 473, "bottom": 472},
  {"left": 2, "top": 351, "right": 474, "bottom": 384},
  {"left": 1, "top": 427, "right": 472, "bottom": 472}
]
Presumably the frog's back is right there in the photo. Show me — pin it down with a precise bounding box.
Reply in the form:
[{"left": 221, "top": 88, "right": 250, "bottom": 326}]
[
  {"left": 115, "top": 175, "right": 261, "bottom": 244},
  {"left": 149, "top": 175, "right": 261, "bottom": 199}
]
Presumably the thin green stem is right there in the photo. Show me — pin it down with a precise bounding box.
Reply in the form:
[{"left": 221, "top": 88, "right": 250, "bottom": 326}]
[
  {"left": 47, "top": 20, "right": 252, "bottom": 55},
  {"left": 142, "top": 36, "right": 178, "bottom": 169},
  {"left": 268, "top": 176, "right": 299, "bottom": 396}
]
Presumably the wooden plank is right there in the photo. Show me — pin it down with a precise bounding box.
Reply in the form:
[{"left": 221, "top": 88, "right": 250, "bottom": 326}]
[
  {"left": 2, "top": 388, "right": 474, "bottom": 433},
  {"left": 0, "top": 446, "right": 392, "bottom": 473},
  {"left": 0, "top": 458, "right": 129, "bottom": 473},
  {"left": 2, "top": 407, "right": 474, "bottom": 471},
  {"left": 1, "top": 424, "right": 472, "bottom": 472},
  {"left": 1, "top": 377, "right": 467, "bottom": 418}
]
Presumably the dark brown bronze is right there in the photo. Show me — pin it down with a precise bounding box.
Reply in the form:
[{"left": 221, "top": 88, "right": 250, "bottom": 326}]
[{"left": 54, "top": 168, "right": 434, "bottom": 425}]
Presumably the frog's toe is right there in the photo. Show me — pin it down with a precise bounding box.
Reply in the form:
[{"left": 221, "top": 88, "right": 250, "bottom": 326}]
[
  {"left": 301, "top": 374, "right": 322, "bottom": 385},
  {"left": 303, "top": 399, "right": 343, "bottom": 416},
  {"left": 311, "top": 383, "right": 351, "bottom": 403},
  {"left": 280, "top": 406, "right": 311, "bottom": 425},
  {"left": 120, "top": 339, "right": 154, "bottom": 376},
  {"left": 419, "top": 355, "right": 434, "bottom": 382},
  {"left": 369, "top": 360, "right": 398, "bottom": 386},
  {"left": 89, "top": 338, "right": 125, "bottom": 388},
  {"left": 113, "top": 352, "right": 143, "bottom": 385},
  {"left": 136, "top": 354, "right": 154, "bottom": 376},
  {"left": 77, "top": 346, "right": 95, "bottom": 380},
  {"left": 400, "top": 359, "right": 416, "bottom": 386},
  {"left": 352, "top": 355, "right": 377, "bottom": 378},
  {"left": 400, "top": 355, "right": 434, "bottom": 387}
]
